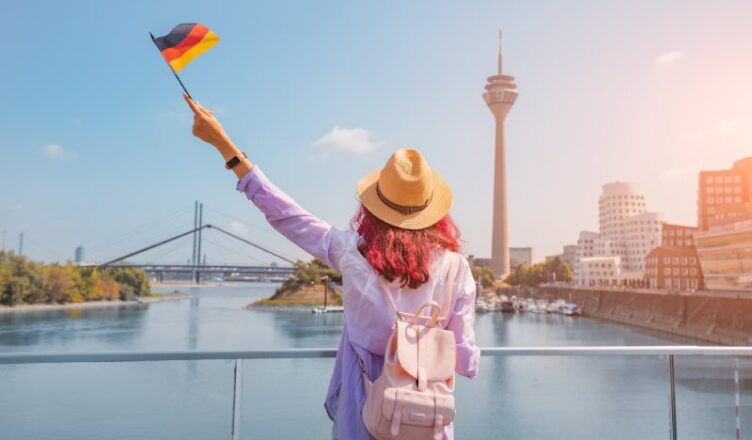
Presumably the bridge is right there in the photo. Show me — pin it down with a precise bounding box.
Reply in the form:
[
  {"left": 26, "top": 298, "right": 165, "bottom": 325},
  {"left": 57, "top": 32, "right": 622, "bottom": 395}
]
[{"left": 82, "top": 202, "right": 297, "bottom": 284}]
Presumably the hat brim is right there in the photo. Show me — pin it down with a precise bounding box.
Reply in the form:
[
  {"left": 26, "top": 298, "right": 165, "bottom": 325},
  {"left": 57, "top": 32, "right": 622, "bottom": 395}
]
[{"left": 356, "top": 169, "right": 453, "bottom": 230}]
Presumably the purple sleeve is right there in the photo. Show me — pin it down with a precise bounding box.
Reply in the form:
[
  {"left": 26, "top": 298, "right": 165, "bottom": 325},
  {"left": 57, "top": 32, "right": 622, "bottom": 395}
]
[
  {"left": 236, "top": 167, "right": 353, "bottom": 273},
  {"left": 445, "top": 259, "right": 481, "bottom": 379}
]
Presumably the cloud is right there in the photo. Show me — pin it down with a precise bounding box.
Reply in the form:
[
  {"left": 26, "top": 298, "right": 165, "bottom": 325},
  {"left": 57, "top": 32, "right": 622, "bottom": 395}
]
[
  {"left": 683, "top": 119, "right": 752, "bottom": 141},
  {"left": 229, "top": 221, "right": 248, "bottom": 234},
  {"left": 655, "top": 50, "right": 684, "bottom": 66},
  {"left": 660, "top": 167, "right": 697, "bottom": 181},
  {"left": 311, "top": 126, "right": 383, "bottom": 156},
  {"left": 41, "top": 143, "right": 73, "bottom": 160}
]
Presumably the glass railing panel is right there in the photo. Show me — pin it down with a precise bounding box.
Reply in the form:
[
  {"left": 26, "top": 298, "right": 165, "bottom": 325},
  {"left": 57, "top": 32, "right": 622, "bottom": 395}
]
[
  {"left": 674, "top": 355, "right": 752, "bottom": 440},
  {"left": 240, "top": 358, "right": 335, "bottom": 439},
  {"left": 0, "top": 360, "right": 237, "bottom": 440},
  {"left": 456, "top": 355, "right": 669, "bottom": 439}
]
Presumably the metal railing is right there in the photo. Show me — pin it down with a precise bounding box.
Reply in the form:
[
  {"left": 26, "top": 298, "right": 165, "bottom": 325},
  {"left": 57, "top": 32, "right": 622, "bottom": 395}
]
[{"left": 2, "top": 346, "right": 752, "bottom": 440}]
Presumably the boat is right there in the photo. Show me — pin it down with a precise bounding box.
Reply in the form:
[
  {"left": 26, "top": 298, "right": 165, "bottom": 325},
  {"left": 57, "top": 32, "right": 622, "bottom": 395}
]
[
  {"left": 513, "top": 299, "right": 527, "bottom": 313},
  {"left": 312, "top": 306, "right": 344, "bottom": 314},
  {"left": 531, "top": 300, "right": 549, "bottom": 314},
  {"left": 476, "top": 298, "right": 491, "bottom": 313},
  {"left": 500, "top": 300, "right": 515, "bottom": 314},
  {"left": 559, "top": 303, "right": 582, "bottom": 316}
]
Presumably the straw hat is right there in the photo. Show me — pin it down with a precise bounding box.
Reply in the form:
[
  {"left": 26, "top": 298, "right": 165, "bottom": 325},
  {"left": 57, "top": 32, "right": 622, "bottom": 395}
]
[{"left": 357, "top": 149, "right": 452, "bottom": 230}]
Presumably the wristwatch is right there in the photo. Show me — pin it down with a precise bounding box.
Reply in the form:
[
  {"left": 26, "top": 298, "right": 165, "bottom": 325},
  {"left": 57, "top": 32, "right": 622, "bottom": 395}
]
[{"left": 225, "top": 152, "right": 248, "bottom": 170}]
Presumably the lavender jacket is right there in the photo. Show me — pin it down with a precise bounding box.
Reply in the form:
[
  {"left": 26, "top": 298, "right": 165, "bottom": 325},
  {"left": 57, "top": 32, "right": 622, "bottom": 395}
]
[{"left": 237, "top": 166, "right": 481, "bottom": 439}]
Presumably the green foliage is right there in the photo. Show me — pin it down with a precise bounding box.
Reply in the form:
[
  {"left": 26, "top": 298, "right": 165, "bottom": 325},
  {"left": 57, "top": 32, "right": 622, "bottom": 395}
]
[
  {"left": 103, "top": 267, "right": 151, "bottom": 298},
  {"left": 471, "top": 265, "right": 496, "bottom": 288},
  {"left": 504, "top": 257, "right": 574, "bottom": 287},
  {"left": 0, "top": 251, "right": 151, "bottom": 306},
  {"left": 274, "top": 258, "right": 341, "bottom": 297}
]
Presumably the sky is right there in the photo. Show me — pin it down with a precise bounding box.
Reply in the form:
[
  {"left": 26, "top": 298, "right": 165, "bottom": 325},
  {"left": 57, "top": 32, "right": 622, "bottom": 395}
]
[{"left": 2, "top": 0, "right": 752, "bottom": 267}]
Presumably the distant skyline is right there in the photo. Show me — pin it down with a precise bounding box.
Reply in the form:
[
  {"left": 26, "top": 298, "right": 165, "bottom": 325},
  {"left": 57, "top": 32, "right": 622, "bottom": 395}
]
[{"left": 2, "top": 1, "right": 752, "bottom": 266}]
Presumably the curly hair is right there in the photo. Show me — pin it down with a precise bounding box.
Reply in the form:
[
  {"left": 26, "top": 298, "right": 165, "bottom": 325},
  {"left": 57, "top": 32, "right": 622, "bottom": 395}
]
[{"left": 351, "top": 206, "right": 461, "bottom": 289}]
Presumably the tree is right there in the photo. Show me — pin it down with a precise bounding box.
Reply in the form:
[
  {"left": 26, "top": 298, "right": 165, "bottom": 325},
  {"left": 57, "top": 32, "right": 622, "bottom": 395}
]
[
  {"left": 504, "top": 263, "right": 528, "bottom": 286},
  {"left": 274, "top": 258, "right": 342, "bottom": 296},
  {"left": 471, "top": 265, "right": 496, "bottom": 288},
  {"left": 1, "top": 253, "right": 44, "bottom": 305},
  {"left": 43, "top": 265, "right": 74, "bottom": 304},
  {"left": 104, "top": 267, "right": 150, "bottom": 297}
]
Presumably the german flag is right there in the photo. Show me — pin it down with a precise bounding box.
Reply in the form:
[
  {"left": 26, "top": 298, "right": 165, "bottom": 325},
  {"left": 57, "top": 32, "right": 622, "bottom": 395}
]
[{"left": 153, "top": 23, "right": 219, "bottom": 73}]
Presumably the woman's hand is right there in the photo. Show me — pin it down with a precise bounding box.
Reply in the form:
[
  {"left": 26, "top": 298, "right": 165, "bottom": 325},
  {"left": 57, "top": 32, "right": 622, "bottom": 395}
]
[
  {"left": 184, "top": 93, "right": 230, "bottom": 149},
  {"left": 184, "top": 93, "right": 253, "bottom": 178}
]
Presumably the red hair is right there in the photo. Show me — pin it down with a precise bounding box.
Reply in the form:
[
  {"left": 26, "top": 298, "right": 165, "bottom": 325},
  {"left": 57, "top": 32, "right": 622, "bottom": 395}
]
[{"left": 352, "top": 206, "right": 461, "bottom": 289}]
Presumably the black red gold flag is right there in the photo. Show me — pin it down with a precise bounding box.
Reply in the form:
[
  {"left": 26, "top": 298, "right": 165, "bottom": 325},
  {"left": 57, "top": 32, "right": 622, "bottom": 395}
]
[{"left": 152, "top": 23, "right": 220, "bottom": 73}]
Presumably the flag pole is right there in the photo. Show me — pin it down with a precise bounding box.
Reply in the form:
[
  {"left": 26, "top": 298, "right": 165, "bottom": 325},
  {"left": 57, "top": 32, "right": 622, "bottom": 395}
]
[{"left": 149, "top": 32, "right": 192, "bottom": 99}]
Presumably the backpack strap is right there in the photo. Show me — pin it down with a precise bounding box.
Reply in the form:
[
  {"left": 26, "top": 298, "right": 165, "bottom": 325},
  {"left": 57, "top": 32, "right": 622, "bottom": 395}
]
[{"left": 438, "top": 252, "right": 460, "bottom": 324}]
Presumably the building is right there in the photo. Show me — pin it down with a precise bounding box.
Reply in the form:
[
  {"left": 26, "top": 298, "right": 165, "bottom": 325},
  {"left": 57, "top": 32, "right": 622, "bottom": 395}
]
[
  {"left": 698, "top": 157, "right": 752, "bottom": 230},
  {"left": 510, "top": 247, "right": 534, "bottom": 269},
  {"left": 661, "top": 223, "right": 698, "bottom": 248},
  {"left": 694, "top": 220, "right": 752, "bottom": 291},
  {"left": 74, "top": 246, "right": 85, "bottom": 264},
  {"left": 574, "top": 231, "right": 600, "bottom": 286},
  {"left": 644, "top": 247, "right": 703, "bottom": 291},
  {"left": 578, "top": 256, "right": 622, "bottom": 287},
  {"left": 546, "top": 244, "right": 577, "bottom": 270},
  {"left": 574, "top": 182, "right": 663, "bottom": 285},
  {"left": 483, "top": 33, "right": 518, "bottom": 278}
]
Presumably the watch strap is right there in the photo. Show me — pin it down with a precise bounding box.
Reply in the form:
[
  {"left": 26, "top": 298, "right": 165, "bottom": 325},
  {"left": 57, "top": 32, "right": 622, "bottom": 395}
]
[{"left": 225, "top": 152, "right": 248, "bottom": 170}]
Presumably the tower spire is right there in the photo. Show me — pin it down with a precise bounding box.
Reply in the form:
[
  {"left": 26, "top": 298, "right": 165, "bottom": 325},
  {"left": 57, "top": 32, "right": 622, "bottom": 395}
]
[{"left": 497, "top": 30, "right": 503, "bottom": 75}]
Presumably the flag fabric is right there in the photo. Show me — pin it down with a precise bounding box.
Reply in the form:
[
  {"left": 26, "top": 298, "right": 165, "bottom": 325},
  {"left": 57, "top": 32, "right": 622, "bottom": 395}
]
[{"left": 153, "top": 23, "right": 219, "bottom": 73}]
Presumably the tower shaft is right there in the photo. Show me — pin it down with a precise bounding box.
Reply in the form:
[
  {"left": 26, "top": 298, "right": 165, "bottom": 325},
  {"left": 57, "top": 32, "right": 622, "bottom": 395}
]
[{"left": 491, "top": 119, "right": 509, "bottom": 277}]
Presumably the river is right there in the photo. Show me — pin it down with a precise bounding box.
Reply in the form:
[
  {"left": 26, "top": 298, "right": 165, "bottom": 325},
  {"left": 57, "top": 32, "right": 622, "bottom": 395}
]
[{"left": 0, "top": 283, "right": 747, "bottom": 439}]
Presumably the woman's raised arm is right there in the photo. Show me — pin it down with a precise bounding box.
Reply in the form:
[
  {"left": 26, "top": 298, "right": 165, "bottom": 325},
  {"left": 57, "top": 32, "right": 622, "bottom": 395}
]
[
  {"left": 184, "top": 94, "right": 353, "bottom": 272},
  {"left": 184, "top": 93, "right": 253, "bottom": 180}
]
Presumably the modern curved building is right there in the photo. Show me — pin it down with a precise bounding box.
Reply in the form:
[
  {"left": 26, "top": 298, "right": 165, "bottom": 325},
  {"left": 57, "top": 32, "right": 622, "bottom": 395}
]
[{"left": 575, "top": 182, "right": 663, "bottom": 286}]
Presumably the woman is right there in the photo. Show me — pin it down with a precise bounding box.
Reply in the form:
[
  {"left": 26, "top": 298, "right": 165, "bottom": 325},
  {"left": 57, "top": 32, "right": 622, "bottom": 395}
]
[{"left": 184, "top": 94, "right": 480, "bottom": 439}]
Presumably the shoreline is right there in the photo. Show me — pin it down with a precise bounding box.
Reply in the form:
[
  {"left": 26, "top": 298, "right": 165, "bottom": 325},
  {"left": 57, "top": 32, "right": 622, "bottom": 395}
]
[{"left": 0, "top": 292, "right": 189, "bottom": 315}]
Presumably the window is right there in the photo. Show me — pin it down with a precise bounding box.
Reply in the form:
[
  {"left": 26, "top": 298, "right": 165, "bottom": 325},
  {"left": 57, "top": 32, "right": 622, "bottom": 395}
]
[
  {"left": 734, "top": 176, "right": 742, "bottom": 183},
  {"left": 724, "top": 176, "right": 732, "bottom": 183},
  {"left": 707, "top": 187, "right": 715, "bottom": 194},
  {"left": 715, "top": 176, "right": 723, "bottom": 184},
  {"left": 664, "top": 268, "right": 671, "bottom": 275}
]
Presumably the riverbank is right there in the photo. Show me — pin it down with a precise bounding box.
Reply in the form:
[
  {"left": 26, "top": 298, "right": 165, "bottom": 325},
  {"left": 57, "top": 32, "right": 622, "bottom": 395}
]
[
  {"left": 507, "top": 286, "right": 752, "bottom": 345},
  {"left": 0, "top": 292, "right": 189, "bottom": 314}
]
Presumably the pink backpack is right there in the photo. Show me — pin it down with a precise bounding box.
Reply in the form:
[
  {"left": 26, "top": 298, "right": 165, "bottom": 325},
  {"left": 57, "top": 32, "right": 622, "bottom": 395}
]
[{"left": 361, "top": 253, "right": 460, "bottom": 440}]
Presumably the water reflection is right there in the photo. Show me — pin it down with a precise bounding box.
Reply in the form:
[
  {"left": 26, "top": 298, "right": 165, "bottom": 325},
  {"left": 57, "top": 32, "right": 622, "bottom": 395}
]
[{"left": 0, "top": 284, "right": 749, "bottom": 439}]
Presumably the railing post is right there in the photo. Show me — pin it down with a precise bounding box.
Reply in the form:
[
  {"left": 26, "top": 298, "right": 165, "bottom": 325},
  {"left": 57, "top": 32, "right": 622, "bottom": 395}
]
[
  {"left": 232, "top": 359, "right": 243, "bottom": 440},
  {"left": 667, "top": 354, "right": 678, "bottom": 440}
]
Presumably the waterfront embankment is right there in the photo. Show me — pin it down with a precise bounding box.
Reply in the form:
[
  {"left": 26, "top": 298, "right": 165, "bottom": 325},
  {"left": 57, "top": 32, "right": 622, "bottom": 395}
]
[
  {"left": 507, "top": 286, "right": 752, "bottom": 345},
  {"left": 0, "top": 292, "right": 188, "bottom": 314}
]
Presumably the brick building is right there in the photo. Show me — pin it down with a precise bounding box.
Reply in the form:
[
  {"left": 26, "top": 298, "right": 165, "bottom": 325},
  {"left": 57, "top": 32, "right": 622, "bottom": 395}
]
[
  {"left": 698, "top": 157, "right": 752, "bottom": 230},
  {"left": 661, "top": 223, "right": 698, "bottom": 248},
  {"left": 644, "top": 247, "right": 704, "bottom": 291}
]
